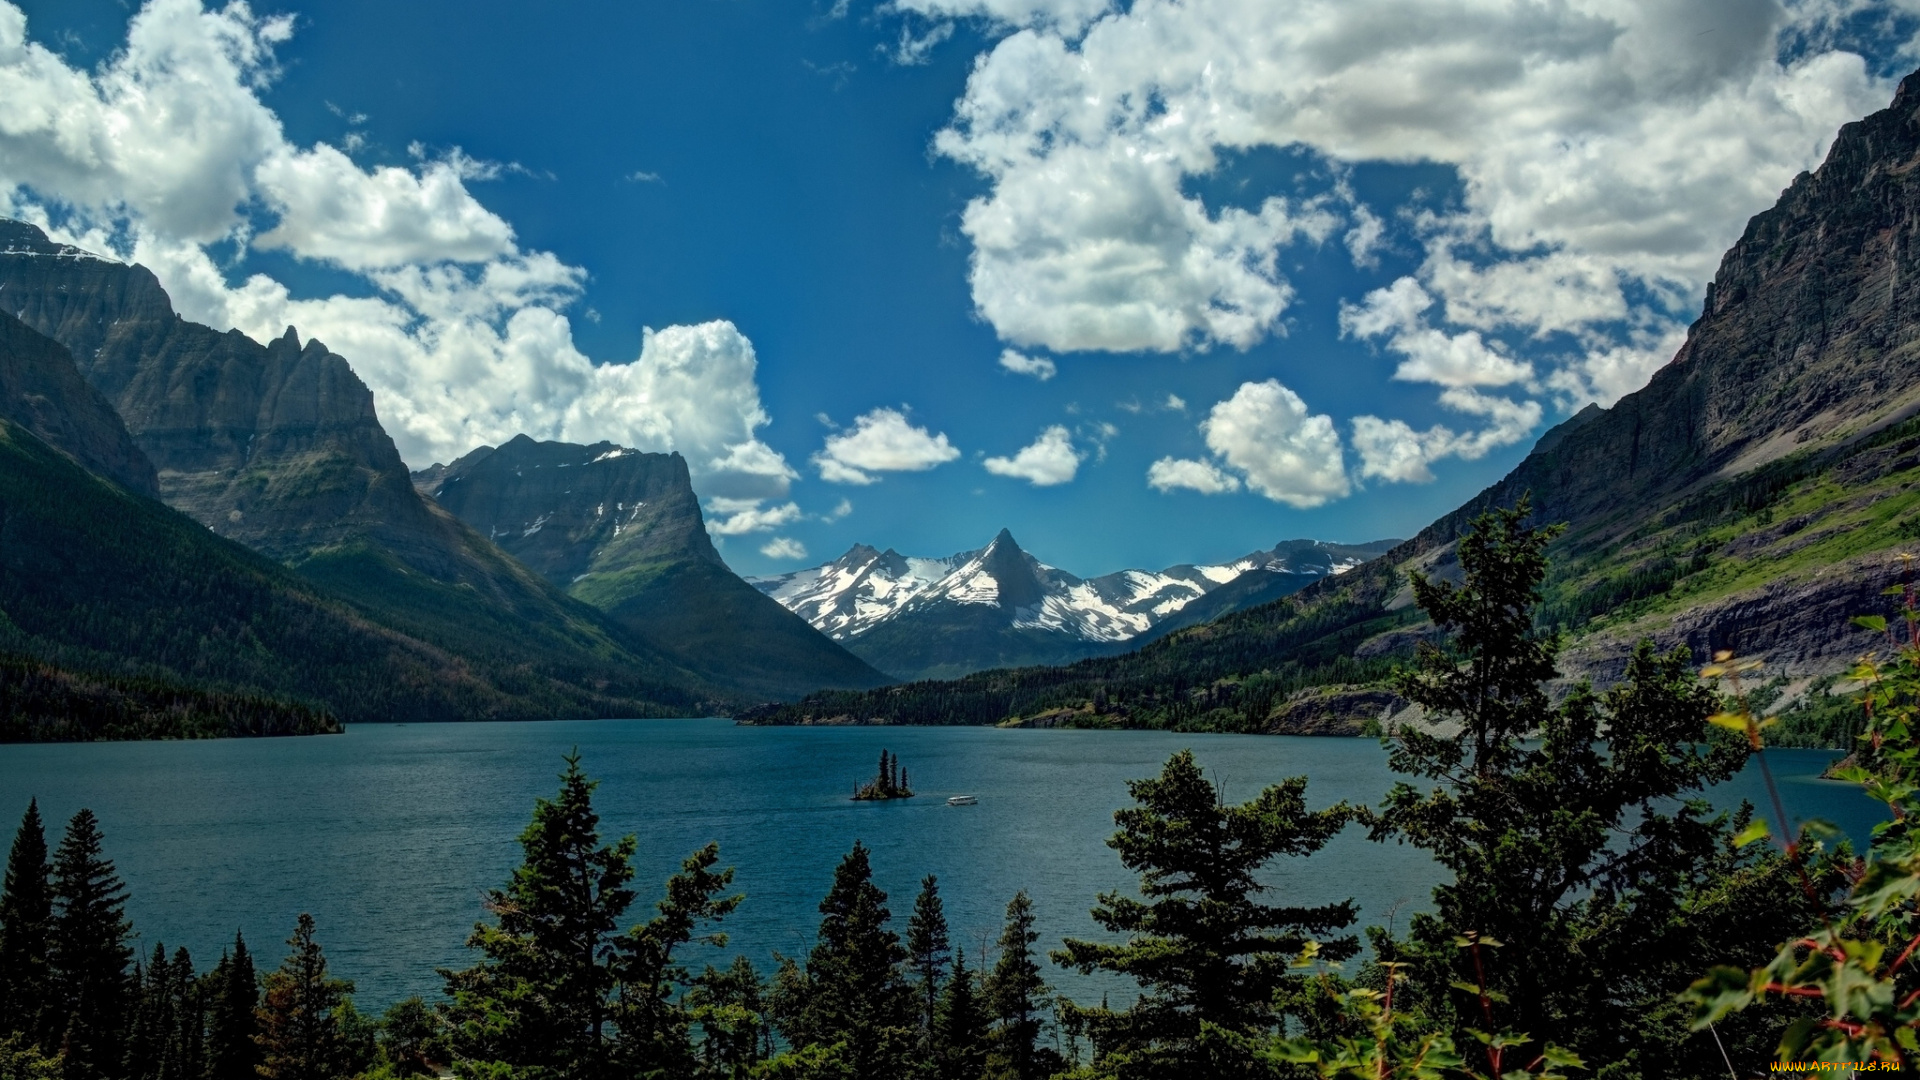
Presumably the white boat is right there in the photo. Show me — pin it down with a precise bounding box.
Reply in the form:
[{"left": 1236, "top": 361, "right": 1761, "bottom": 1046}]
[{"left": 947, "top": 794, "right": 978, "bottom": 806}]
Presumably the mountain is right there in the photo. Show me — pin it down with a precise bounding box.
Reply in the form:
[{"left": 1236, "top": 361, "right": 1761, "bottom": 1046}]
[
  {"left": 741, "top": 70, "right": 1920, "bottom": 733},
  {"left": 0, "top": 220, "right": 734, "bottom": 719},
  {"left": 0, "top": 308, "right": 156, "bottom": 496},
  {"left": 751, "top": 530, "right": 1394, "bottom": 681},
  {"left": 414, "top": 435, "right": 889, "bottom": 699}
]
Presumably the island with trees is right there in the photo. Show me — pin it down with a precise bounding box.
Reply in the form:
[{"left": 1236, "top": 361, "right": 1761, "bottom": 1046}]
[{"left": 852, "top": 749, "right": 913, "bottom": 801}]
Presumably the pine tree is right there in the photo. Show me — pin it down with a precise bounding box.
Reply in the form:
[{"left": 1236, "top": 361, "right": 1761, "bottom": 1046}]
[
  {"left": 772, "top": 841, "right": 915, "bottom": 1080},
  {"left": 163, "top": 947, "right": 203, "bottom": 1080},
  {"left": 906, "top": 875, "right": 951, "bottom": 1044},
  {"left": 377, "top": 997, "right": 442, "bottom": 1077},
  {"left": 205, "top": 933, "right": 261, "bottom": 1080},
  {"left": 126, "top": 943, "right": 177, "bottom": 1080},
  {"left": 608, "top": 842, "right": 743, "bottom": 1078},
  {"left": 686, "top": 956, "right": 770, "bottom": 1080},
  {"left": 49, "top": 808, "right": 133, "bottom": 1080},
  {"left": 256, "top": 914, "right": 354, "bottom": 1080},
  {"left": 0, "top": 800, "right": 52, "bottom": 1045},
  {"left": 1053, "top": 751, "right": 1354, "bottom": 1079},
  {"left": 935, "top": 948, "right": 987, "bottom": 1080},
  {"left": 441, "top": 752, "right": 638, "bottom": 1080},
  {"left": 1367, "top": 499, "right": 1819, "bottom": 1074},
  {"left": 983, "top": 892, "right": 1059, "bottom": 1080}
]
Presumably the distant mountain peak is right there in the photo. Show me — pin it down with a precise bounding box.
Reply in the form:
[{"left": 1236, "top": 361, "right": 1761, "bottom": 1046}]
[{"left": 0, "top": 220, "right": 115, "bottom": 263}]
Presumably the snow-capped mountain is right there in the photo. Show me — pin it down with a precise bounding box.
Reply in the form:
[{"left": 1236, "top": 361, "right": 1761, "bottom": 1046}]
[{"left": 750, "top": 530, "right": 1395, "bottom": 681}]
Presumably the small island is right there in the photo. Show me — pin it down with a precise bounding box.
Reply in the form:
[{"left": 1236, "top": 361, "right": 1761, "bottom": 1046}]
[{"left": 853, "top": 749, "right": 914, "bottom": 801}]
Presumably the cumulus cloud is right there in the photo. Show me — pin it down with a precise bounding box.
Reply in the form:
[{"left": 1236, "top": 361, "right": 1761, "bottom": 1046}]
[
  {"left": 932, "top": 0, "right": 1884, "bottom": 391},
  {"left": 1199, "top": 380, "right": 1350, "bottom": 507},
  {"left": 1146, "top": 456, "right": 1239, "bottom": 494},
  {"left": 1351, "top": 388, "right": 1542, "bottom": 484},
  {"left": 998, "top": 348, "right": 1056, "bottom": 380},
  {"left": 814, "top": 407, "right": 960, "bottom": 484},
  {"left": 0, "top": 0, "right": 795, "bottom": 499},
  {"left": 1341, "top": 277, "right": 1532, "bottom": 389},
  {"left": 983, "top": 425, "right": 1081, "bottom": 485},
  {"left": 706, "top": 497, "right": 804, "bottom": 536},
  {"left": 761, "top": 536, "right": 809, "bottom": 560},
  {"left": 1148, "top": 379, "right": 1348, "bottom": 505}
]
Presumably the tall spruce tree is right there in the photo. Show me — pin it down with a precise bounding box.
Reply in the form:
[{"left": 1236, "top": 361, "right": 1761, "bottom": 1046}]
[
  {"left": 126, "top": 943, "right": 178, "bottom": 1080},
  {"left": 608, "top": 842, "right": 743, "bottom": 1078},
  {"left": 771, "top": 841, "right": 915, "bottom": 1080},
  {"left": 935, "top": 948, "right": 987, "bottom": 1080},
  {"left": 1053, "top": 751, "right": 1355, "bottom": 1080},
  {"left": 49, "top": 808, "right": 133, "bottom": 1080},
  {"left": 256, "top": 914, "right": 354, "bottom": 1080},
  {"left": 686, "top": 956, "right": 771, "bottom": 1080},
  {"left": 906, "top": 876, "right": 951, "bottom": 1047},
  {"left": 164, "top": 947, "right": 203, "bottom": 1080},
  {"left": 0, "top": 801, "right": 52, "bottom": 1045},
  {"left": 442, "top": 752, "right": 638, "bottom": 1080},
  {"left": 983, "top": 892, "right": 1059, "bottom": 1080},
  {"left": 205, "top": 933, "right": 261, "bottom": 1080},
  {"left": 1367, "top": 499, "right": 1822, "bottom": 1075}
]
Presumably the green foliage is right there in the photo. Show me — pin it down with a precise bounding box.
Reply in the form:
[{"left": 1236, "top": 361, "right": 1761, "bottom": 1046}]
[
  {"left": 1364, "top": 500, "right": 1814, "bottom": 1076},
  {"left": 126, "top": 944, "right": 205, "bottom": 1080},
  {"left": 1684, "top": 568, "right": 1920, "bottom": 1065},
  {"left": 0, "top": 800, "right": 52, "bottom": 1044},
  {"left": 685, "top": 956, "right": 771, "bottom": 1079},
  {"left": 933, "top": 948, "right": 987, "bottom": 1080},
  {"left": 982, "top": 892, "right": 1059, "bottom": 1080},
  {"left": 904, "top": 875, "right": 949, "bottom": 1071},
  {"left": 256, "top": 914, "right": 356, "bottom": 1080},
  {"left": 1054, "top": 750, "right": 1354, "bottom": 1080},
  {"left": 375, "top": 997, "right": 444, "bottom": 1078},
  {"left": 770, "top": 843, "right": 915, "bottom": 1080},
  {"left": 852, "top": 752, "right": 913, "bottom": 801},
  {"left": 48, "top": 809, "right": 132, "bottom": 1080},
  {"left": 442, "top": 753, "right": 740, "bottom": 1080},
  {"left": 0, "top": 1034, "right": 60, "bottom": 1080},
  {"left": 0, "top": 654, "right": 338, "bottom": 743},
  {"left": 204, "top": 934, "right": 261, "bottom": 1080}
]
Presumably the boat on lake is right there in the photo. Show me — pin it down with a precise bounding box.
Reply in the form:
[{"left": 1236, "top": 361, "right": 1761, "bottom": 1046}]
[{"left": 947, "top": 794, "right": 977, "bottom": 806}]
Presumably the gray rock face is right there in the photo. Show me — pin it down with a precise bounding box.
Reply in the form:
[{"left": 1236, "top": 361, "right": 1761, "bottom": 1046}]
[
  {"left": 418, "top": 435, "right": 890, "bottom": 700},
  {"left": 0, "top": 221, "right": 431, "bottom": 563},
  {"left": 0, "top": 310, "right": 156, "bottom": 496}
]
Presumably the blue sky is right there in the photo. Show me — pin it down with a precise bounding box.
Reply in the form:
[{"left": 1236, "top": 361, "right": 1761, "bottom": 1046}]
[{"left": 4, "top": 0, "right": 1917, "bottom": 577}]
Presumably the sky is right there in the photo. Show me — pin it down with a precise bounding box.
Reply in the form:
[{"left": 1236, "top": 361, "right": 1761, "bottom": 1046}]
[{"left": 2, "top": 0, "right": 1917, "bottom": 579}]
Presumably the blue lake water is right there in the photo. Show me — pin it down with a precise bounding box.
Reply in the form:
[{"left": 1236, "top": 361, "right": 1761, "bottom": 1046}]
[{"left": 0, "top": 720, "right": 1878, "bottom": 1010}]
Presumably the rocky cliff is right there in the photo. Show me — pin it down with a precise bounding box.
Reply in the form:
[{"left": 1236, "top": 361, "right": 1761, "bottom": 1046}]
[
  {"left": 418, "top": 435, "right": 889, "bottom": 699},
  {"left": 0, "top": 310, "right": 155, "bottom": 496}
]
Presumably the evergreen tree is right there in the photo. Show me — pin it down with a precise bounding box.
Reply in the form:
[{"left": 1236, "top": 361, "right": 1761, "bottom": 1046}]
[
  {"left": 442, "top": 752, "right": 638, "bottom": 1080},
  {"left": 686, "top": 956, "right": 771, "bottom": 1080},
  {"left": 49, "top": 808, "right": 133, "bottom": 1080},
  {"left": 0, "top": 801, "right": 52, "bottom": 1045},
  {"left": 126, "top": 943, "right": 177, "bottom": 1080},
  {"left": 982, "top": 892, "right": 1059, "bottom": 1080},
  {"left": 205, "top": 933, "right": 261, "bottom": 1080},
  {"left": 934, "top": 948, "right": 986, "bottom": 1080},
  {"left": 1368, "top": 500, "right": 1822, "bottom": 1074},
  {"left": 1053, "top": 751, "right": 1354, "bottom": 1079},
  {"left": 163, "top": 947, "right": 203, "bottom": 1080},
  {"left": 256, "top": 913, "right": 354, "bottom": 1080},
  {"left": 905, "top": 876, "right": 950, "bottom": 1043},
  {"left": 376, "top": 997, "right": 442, "bottom": 1077},
  {"left": 608, "top": 842, "right": 743, "bottom": 1078},
  {"left": 771, "top": 842, "right": 914, "bottom": 1080}
]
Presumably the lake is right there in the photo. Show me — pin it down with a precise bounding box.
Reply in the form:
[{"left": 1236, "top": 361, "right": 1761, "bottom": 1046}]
[{"left": 0, "top": 720, "right": 1876, "bottom": 1009}]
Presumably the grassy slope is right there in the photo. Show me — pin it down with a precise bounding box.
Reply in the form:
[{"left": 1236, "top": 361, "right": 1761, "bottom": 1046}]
[{"left": 0, "top": 419, "right": 718, "bottom": 732}]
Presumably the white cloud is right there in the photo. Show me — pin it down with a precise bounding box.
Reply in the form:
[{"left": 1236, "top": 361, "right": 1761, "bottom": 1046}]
[
  {"left": 1341, "top": 277, "right": 1533, "bottom": 389},
  {"left": 706, "top": 497, "right": 804, "bottom": 536},
  {"left": 814, "top": 407, "right": 960, "bottom": 484},
  {"left": 932, "top": 0, "right": 1884, "bottom": 392},
  {"left": 888, "top": 20, "right": 955, "bottom": 65},
  {"left": 0, "top": 0, "right": 796, "bottom": 498},
  {"left": 983, "top": 425, "right": 1082, "bottom": 485},
  {"left": 1146, "top": 456, "right": 1240, "bottom": 494},
  {"left": 1199, "top": 379, "right": 1350, "bottom": 507},
  {"left": 760, "top": 536, "right": 809, "bottom": 560},
  {"left": 1163, "top": 393, "right": 1185, "bottom": 412},
  {"left": 998, "top": 348, "right": 1057, "bottom": 380},
  {"left": 1351, "top": 388, "right": 1541, "bottom": 484}
]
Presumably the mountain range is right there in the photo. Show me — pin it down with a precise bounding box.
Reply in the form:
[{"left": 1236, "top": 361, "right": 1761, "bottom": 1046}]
[
  {"left": 751, "top": 533, "right": 1395, "bottom": 681},
  {"left": 741, "top": 69, "right": 1920, "bottom": 734},
  {"left": 0, "top": 218, "right": 880, "bottom": 735}
]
